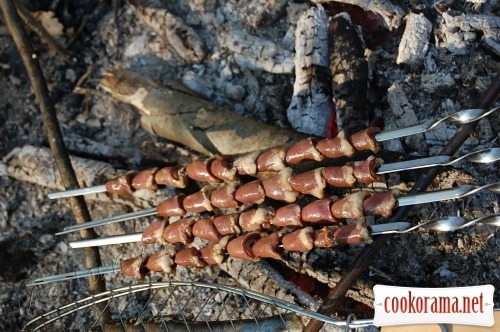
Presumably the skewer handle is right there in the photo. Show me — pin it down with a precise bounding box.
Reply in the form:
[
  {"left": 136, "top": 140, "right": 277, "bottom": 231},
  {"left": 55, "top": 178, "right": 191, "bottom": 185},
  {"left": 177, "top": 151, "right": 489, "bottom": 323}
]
[
  {"left": 397, "top": 185, "right": 477, "bottom": 206},
  {"left": 375, "top": 122, "right": 429, "bottom": 142},
  {"left": 48, "top": 185, "right": 107, "bottom": 199},
  {"left": 55, "top": 208, "right": 158, "bottom": 235},
  {"left": 69, "top": 233, "right": 143, "bottom": 248},
  {"left": 28, "top": 264, "right": 120, "bottom": 286},
  {"left": 377, "top": 156, "right": 452, "bottom": 174}
]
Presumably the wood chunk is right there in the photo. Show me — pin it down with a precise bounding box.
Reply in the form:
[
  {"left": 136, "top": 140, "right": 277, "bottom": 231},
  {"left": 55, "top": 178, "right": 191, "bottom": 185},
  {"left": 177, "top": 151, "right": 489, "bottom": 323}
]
[
  {"left": 133, "top": 4, "right": 205, "bottom": 63},
  {"left": 221, "top": 29, "right": 295, "bottom": 74},
  {"left": 311, "top": 0, "right": 404, "bottom": 30},
  {"left": 440, "top": 12, "right": 500, "bottom": 55},
  {"left": 386, "top": 82, "right": 427, "bottom": 152},
  {"left": 396, "top": 13, "right": 432, "bottom": 66},
  {"left": 287, "top": 5, "right": 332, "bottom": 137},
  {"left": 328, "top": 13, "right": 369, "bottom": 135}
]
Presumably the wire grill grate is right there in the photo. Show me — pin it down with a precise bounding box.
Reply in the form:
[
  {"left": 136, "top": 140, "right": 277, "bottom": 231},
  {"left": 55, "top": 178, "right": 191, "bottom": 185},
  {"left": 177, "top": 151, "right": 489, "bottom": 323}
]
[{"left": 25, "top": 281, "right": 374, "bottom": 331}]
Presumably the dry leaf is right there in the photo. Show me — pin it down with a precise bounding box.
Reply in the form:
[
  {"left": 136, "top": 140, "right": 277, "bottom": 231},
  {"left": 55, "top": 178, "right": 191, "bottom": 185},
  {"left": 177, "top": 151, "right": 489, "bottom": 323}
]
[{"left": 33, "top": 11, "right": 64, "bottom": 39}]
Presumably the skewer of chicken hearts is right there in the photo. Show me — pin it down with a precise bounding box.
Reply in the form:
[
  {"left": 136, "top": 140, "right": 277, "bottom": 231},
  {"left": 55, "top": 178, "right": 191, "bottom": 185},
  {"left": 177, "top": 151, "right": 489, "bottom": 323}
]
[
  {"left": 30, "top": 226, "right": 355, "bottom": 284},
  {"left": 73, "top": 223, "right": 367, "bottom": 281},
  {"left": 48, "top": 128, "right": 379, "bottom": 199},
  {"left": 69, "top": 192, "right": 396, "bottom": 249}
]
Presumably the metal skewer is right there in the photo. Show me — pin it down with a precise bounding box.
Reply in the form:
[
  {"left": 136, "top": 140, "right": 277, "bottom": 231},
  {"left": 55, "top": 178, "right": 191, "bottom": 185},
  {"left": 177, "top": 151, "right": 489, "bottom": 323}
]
[
  {"left": 374, "top": 105, "right": 500, "bottom": 142},
  {"left": 31, "top": 214, "right": 500, "bottom": 285},
  {"left": 376, "top": 147, "right": 500, "bottom": 174},
  {"left": 47, "top": 106, "right": 499, "bottom": 200},
  {"left": 27, "top": 264, "right": 121, "bottom": 286},
  {"left": 56, "top": 181, "right": 500, "bottom": 236},
  {"left": 371, "top": 213, "right": 500, "bottom": 235},
  {"left": 48, "top": 147, "right": 500, "bottom": 199}
]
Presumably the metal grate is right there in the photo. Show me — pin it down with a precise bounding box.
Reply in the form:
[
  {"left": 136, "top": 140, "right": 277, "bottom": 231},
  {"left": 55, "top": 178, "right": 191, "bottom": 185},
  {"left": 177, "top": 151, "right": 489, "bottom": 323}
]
[{"left": 24, "top": 281, "right": 374, "bottom": 331}]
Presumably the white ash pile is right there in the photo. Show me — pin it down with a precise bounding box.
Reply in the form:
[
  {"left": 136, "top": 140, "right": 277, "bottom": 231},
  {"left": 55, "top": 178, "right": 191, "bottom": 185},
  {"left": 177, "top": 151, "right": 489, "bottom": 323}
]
[{"left": 0, "top": 0, "right": 498, "bottom": 330}]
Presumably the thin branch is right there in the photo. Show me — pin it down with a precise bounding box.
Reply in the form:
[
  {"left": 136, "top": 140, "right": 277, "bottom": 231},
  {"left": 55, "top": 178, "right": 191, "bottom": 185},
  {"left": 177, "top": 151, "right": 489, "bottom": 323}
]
[
  {"left": 14, "top": 0, "right": 74, "bottom": 64},
  {"left": 0, "top": 0, "right": 110, "bottom": 323}
]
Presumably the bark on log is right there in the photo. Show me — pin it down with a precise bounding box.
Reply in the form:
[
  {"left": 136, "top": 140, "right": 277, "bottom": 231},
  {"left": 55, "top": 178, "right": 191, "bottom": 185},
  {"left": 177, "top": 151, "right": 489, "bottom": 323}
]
[
  {"left": 219, "top": 257, "right": 321, "bottom": 310},
  {"left": 329, "top": 13, "right": 369, "bottom": 135},
  {"left": 287, "top": 5, "right": 332, "bottom": 137},
  {"left": 99, "top": 69, "right": 309, "bottom": 156}
]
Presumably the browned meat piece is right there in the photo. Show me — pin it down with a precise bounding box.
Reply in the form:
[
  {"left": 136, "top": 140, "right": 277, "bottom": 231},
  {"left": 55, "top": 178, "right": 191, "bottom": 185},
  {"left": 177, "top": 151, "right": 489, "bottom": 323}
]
[
  {"left": 146, "top": 247, "right": 177, "bottom": 273},
  {"left": 142, "top": 219, "right": 168, "bottom": 244},
  {"left": 239, "top": 208, "right": 273, "bottom": 231},
  {"left": 313, "top": 226, "right": 338, "bottom": 247},
  {"left": 174, "top": 247, "right": 207, "bottom": 268},
  {"left": 200, "top": 236, "right": 231, "bottom": 265},
  {"left": 155, "top": 166, "right": 188, "bottom": 188},
  {"left": 282, "top": 227, "right": 314, "bottom": 251},
  {"left": 233, "top": 151, "right": 260, "bottom": 176},
  {"left": 285, "top": 137, "right": 323, "bottom": 164},
  {"left": 213, "top": 213, "right": 241, "bottom": 235},
  {"left": 157, "top": 194, "right": 186, "bottom": 217},
  {"left": 131, "top": 168, "right": 158, "bottom": 191},
  {"left": 321, "top": 166, "right": 356, "bottom": 188},
  {"left": 192, "top": 217, "right": 222, "bottom": 241},
  {"left": 363, "top": 190, "right": 398, "bottom": 218},
  {"left": 185, "top": 159, "right": 221, "bottom": 182},
  {"left": 316, "top": 131, "right": 355, "bottom": 158},
  {"left": 302, "top": 198, "right": 339, "bottom": 223},
  {"left": 183, "top": 189, "right": 213, "bottom": 212},
  {"left": 105, "top": 172, "right": 137, "bottom": 195},
  {"left": 120, "top": 254, "right": 149, "bottom": 280},
  {"left": 210, "top": 157, "right": 237, "bottom": 181},
  {"left": 330, "top": 191, "right": 370, "bottom": 220},
  {"left": 350, "top": 127, "right": 381, "bottom": 153},
  {"left": 287, "top": 168, "right": 326, "bottom": 199},
  {"left": 352, "top": 156, "right": 380, "bottom": 183},
  {"left": 162, "top": 217, "right": 196, "bottom": 245},
  {"left": 252, "top": 230, "right": 285, "bottom": 260},
  {"left": 227, "top": 232, "right": 261, "bottom": 261},
  {"left": 210, "top": 183, "right": 240, "bottom": 209},
  {"left": 333, "top": 223, "right": 372, "bottom": 244},
  {"left": 261, "top": 168, "right": 300, "bottom": 202},
  {"left": 271, "top": 204, "right": 303, "bottom": 227},
  {"left": 257, "top": 147, "right": 287, "bottom": 172},
  {"left": 234, "top": 180, "right": 266, "bottom": 205}
]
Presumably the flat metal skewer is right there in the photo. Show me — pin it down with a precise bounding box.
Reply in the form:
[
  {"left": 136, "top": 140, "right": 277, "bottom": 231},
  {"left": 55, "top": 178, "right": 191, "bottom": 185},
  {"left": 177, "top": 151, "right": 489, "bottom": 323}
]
[
  {"left": 27, "top": 264, "right": 120, "bottom": 286},
  {"left": 31, "top": 214, "right": 500, "bottom": 285},
  {"left": 48, "top": 185, "right": 108, "bottom": 200},
  {"left": 48, "top": 147, "right": 499, "bottom": 199},
  {"left": 55, "top": 208, "right": 158, "bottom": 236},
  {"left": 374, "top": 105, "right": 500, "bottom": 142},
  {"left": 376, "top": 147, "right": 500, "bottom": 174},
  {"left": 47, "top": 107, "right": 499, "bottom": 200}
]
